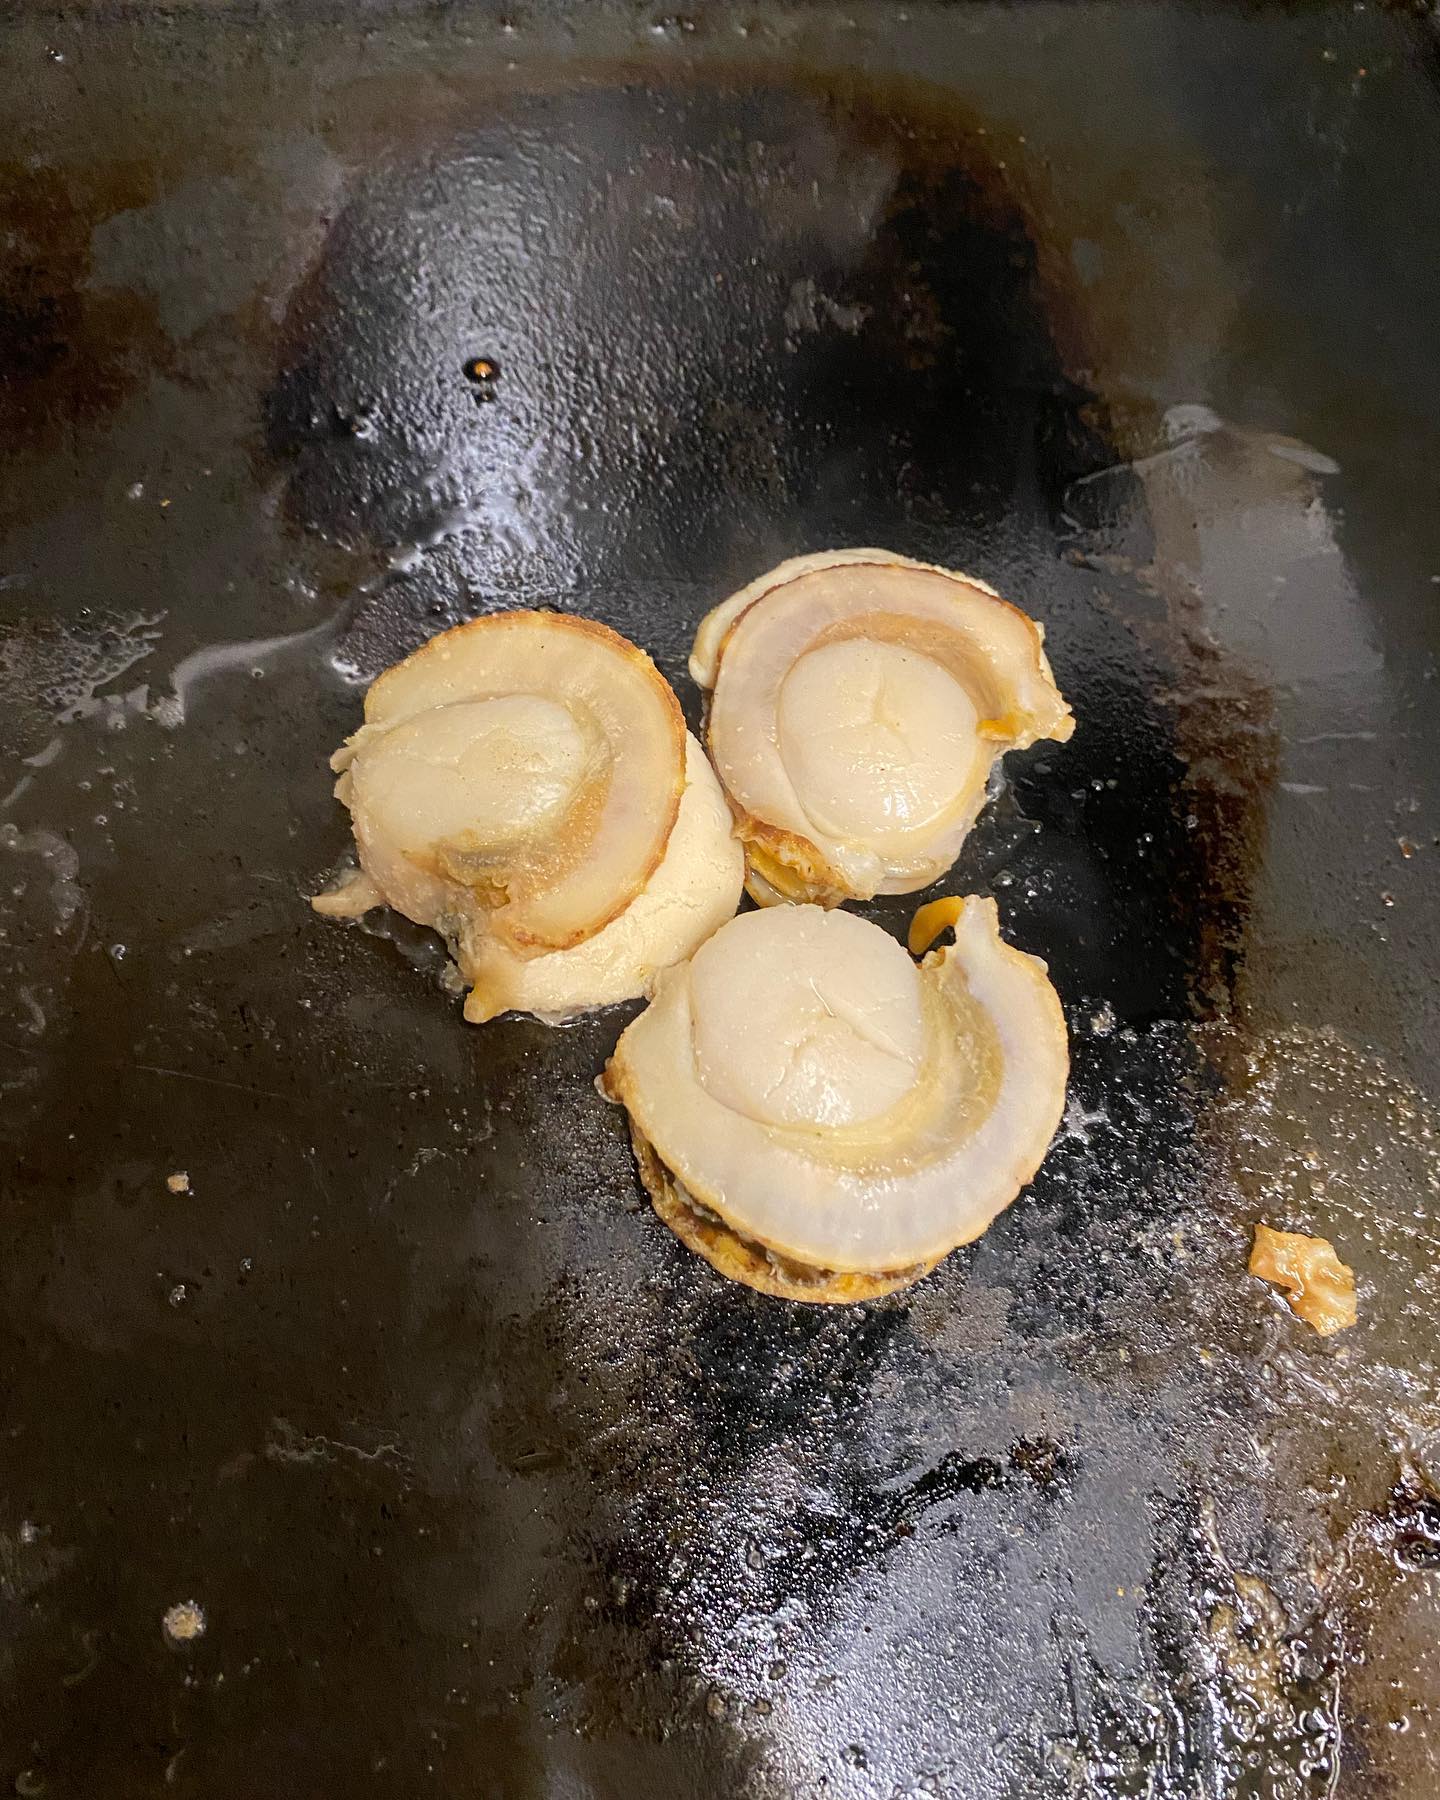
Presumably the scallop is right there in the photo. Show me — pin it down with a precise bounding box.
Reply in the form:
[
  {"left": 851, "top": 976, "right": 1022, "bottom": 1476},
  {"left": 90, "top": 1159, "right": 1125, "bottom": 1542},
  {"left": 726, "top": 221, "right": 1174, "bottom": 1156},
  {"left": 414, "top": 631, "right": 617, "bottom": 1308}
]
[
  {"left": 690, "top": 549, "right": 1074, "bottom": 905},
  {"left": 312, "top": 611, "right": 744, "bottom": 1022},
  {"left": 603, "top": 895, "right": 1069, "bottom": 1302}
]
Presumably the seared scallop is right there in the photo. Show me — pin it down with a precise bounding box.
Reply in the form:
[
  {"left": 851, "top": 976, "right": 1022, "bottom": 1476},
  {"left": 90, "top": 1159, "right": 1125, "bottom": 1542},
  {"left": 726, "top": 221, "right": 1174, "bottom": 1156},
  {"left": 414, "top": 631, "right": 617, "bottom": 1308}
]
[
  {"left": 691, "top": 549, "right": 1074, "bottom": 906},
  {"left": 603, "top": 896, "right": 1069, "bottom": 1302},
  {"left": 313, "top": 611, "right": 743, "bottom": 1022}
]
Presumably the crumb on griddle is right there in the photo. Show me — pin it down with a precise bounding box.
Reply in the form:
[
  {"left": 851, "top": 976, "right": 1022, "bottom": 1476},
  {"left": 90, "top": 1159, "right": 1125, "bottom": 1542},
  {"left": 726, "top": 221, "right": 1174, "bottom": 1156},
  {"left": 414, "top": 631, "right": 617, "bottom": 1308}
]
[{"left": 1250, "top": 1224, "right": 1357, "bottom": 1336}]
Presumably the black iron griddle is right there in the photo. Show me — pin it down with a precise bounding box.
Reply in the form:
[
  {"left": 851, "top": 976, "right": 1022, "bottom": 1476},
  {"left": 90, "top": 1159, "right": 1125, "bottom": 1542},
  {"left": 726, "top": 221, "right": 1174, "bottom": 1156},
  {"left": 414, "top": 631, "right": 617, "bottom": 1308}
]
[{"left": 2, "top": 4, "right": 1440, "bottom": 1796}]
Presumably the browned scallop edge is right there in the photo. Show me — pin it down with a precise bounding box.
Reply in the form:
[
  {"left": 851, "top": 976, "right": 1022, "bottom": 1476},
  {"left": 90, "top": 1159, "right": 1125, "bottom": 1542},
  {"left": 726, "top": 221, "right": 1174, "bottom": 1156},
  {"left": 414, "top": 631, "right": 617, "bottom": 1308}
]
[
  {"left": 733, "top": 812, "right": 857, "bottom": 908},
  {"left": 366, "top": 610, "right": 688, "bottom": 956},
  {"left": 610, "top": 1095, "right": 939, "bottom": 1306}
]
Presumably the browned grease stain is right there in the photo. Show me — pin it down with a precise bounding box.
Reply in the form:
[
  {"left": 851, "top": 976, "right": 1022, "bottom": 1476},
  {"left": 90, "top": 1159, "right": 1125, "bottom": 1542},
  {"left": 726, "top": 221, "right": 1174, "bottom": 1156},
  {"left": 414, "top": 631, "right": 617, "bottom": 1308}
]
[{"left": 0, "top": 160, "right": 172, "bottom": 455}]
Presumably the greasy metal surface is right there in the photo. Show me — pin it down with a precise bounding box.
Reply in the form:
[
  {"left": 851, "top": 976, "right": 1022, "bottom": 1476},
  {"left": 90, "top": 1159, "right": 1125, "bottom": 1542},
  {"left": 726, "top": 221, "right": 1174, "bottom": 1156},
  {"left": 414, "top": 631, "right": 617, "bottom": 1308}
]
[{"left": 2, "top": 4, "right": 1439, "bottom": 1795}]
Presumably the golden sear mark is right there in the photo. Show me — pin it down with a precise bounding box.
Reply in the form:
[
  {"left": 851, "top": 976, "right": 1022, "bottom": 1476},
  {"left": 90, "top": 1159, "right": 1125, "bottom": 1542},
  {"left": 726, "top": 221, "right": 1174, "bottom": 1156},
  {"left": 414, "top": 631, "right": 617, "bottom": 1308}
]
[
  {"left": 740, "top": 829, "right": 849, "bottom": 909},
  {"left": 627, "top": 1121, "right": 938, "bottom": 1304}
]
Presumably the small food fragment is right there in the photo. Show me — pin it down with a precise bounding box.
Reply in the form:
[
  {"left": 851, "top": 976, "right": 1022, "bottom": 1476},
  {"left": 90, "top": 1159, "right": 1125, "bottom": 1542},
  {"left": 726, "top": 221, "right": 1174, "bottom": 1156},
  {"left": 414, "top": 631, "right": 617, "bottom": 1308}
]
[
  {"left": 907, "top": 895, "right": 966, "bottom": 956},
  {"left": 311, "top": 612, "right": 743, "bottom": 1022},
  {"left": 1249, "top": 1225, "right": 1357, "bottom": 1336},
  {"left": 165, "top": 1171, "right": 190, "bottom": 1194},
  {"left": 690, "top": 549, "right": 1073, "bottom": 906},
  {"left": 603, "top": 896, "right": 1069, "bottom": 1302},
  {"left": 162, "top": 1599, "right": 206, "bottom": 1644}
]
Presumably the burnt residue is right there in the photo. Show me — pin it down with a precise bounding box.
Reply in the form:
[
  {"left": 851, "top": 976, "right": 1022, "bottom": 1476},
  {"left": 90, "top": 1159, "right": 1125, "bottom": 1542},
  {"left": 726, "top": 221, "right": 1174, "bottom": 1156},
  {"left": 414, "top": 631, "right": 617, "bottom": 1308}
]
[
  {"left": 1009, "top": 1436, "right": 1073, "bottom": 1496},
  {"left": 1376, "top": 1472, "right": 1440, "bottom": 1576},
  {"left": 1061, "top": 1466, "right": 1440, "bottom": 1799}
]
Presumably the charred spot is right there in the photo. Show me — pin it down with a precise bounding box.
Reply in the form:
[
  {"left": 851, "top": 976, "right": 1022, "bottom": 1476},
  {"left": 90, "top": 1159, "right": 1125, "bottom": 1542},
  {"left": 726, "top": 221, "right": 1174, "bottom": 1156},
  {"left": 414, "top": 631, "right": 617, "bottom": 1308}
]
[
  {"left": 893, "top": 1449, "right": 1007, "bottom": 1518},
  {"left": 1009, "top": 1435, "right": 1073, "bottom": 1496},
  {"left": 1379, "top": 1476, "right": 1440, "bottom": 1573}
]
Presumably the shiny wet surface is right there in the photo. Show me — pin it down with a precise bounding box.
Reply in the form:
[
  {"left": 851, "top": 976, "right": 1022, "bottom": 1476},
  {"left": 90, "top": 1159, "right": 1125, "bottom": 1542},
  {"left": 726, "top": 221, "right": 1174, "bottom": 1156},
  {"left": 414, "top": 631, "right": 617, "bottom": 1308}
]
[{"left": 1, "top": 4, "right": 1439, "bottom": 1796}]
